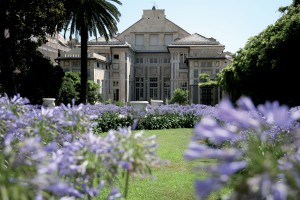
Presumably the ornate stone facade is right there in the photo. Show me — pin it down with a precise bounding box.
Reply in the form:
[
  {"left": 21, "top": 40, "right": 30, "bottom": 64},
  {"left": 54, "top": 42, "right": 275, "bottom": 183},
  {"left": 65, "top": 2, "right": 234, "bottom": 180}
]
[{"left": 57, "top": 7, "right": 232, "bottom": 105}]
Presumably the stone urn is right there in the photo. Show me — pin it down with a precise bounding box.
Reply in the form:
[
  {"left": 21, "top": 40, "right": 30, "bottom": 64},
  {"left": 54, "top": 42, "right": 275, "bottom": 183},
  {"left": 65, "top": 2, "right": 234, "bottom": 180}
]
[
  {"left": 150, "top": 99, "right": 164, "bottom": 108},
  {"left": 129, "top": 101, "right": 149, "bottom": 118},
  {"left": 42, "top": 98, "right": 56, "bottom": 108}
]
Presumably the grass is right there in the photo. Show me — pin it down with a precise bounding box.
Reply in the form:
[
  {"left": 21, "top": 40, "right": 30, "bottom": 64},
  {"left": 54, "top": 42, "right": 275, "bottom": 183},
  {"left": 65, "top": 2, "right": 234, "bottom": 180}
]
[
  {"left": 125, "top": 128, "right": 201, "bottom": 200},
  {"left": 96, "top": 128, "right": 229, "bottom": 200}
]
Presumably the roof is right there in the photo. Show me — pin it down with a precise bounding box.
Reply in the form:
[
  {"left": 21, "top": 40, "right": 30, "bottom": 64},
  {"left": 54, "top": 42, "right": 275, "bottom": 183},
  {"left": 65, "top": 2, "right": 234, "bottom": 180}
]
[
  {"left": 56, "top": 48, "right": 109, "bottom": 63},
  {"left": 170, "top": 33, "right": 220, "bottom": 45},
  {"left": 186, "top": 55, "right": 227, "bottom": 59},
  {"left": 88, "top": 37, "right": 123, "bottom": 45},
  {"left": 186, "top": 52, "right": 232, "bottom": 60},
  {"left": 117, "top": 9, "right": 190, "bottom": 40},
  {"left": 86, "top": 37, "right": 135, "bottom": 52}
]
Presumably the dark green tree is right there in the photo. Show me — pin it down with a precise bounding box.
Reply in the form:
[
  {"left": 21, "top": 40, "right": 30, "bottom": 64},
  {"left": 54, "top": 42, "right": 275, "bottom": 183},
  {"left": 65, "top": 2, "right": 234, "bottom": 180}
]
[
  {"left": 57, "top": 72, "right": 80, "bottom": 105},
  {"left": 18, "top": 51, "right": 64, "bottom": 105},
  {"left": 218, "top": 1, "right": 300, "bottom": 106},
  {"left": 57, "top": 71, "right": 102, "bottom": 105},
  {"left": 60, "top": 0, "right": 121, "bottom": 104},
  {"left": 0, "top": 0, "right": 65, "bottom": 97}
]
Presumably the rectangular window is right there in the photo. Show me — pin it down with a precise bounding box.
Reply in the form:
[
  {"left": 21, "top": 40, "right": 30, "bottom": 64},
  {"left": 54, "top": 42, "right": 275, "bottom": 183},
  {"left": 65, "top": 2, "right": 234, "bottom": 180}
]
[
  {"left": 194, "top": 69, "right": 199, "bottom": 79},
  {"left": 201, "top": 87, "right": 213, "bottom": 105},
  {"left": 179, "top": 53, "right": 188, "bottom": 69},
  {"left": 163, "top": 78, "right": 171, "bottom": 100},
  {"left": 215, "top": 61, "right": 220, "bottom": 67},
  {"left": 87, "top": 69, "right": 91, "bottom": 79},
  {"left": 135, "top": 77, "right": 144, "bottom": 100},
  {"left": 113, "top": 89, "right": 119, "bottom": 102},
  {"left": 179, "top": 53, "right": 187, "bottom": 64},
  {"left": 164, "top": 34, "right": 173, "bottom": 45},
  {"left": 149, "top": 77, "right": 158, "bottom": 99},
  {"left": 163, "top": 58, "right": 170, "bottom": 63},
  {"left": 149, "top": 58, "right": 158, "bottom": 64},
  {"left": 135, "top": 34, "right": 144, "bottom": 46},
  {"left": 150, "top": 34, "right": 159, "bottom": 46},
  {"left": 201, "top": 61, "right": 213, "bottom": 67},
  {"left": 135, "top": 58, "right": 143, "bottom": 63},
  {"left": 113, "top": 54, "right": 119, "bottom": 60}
]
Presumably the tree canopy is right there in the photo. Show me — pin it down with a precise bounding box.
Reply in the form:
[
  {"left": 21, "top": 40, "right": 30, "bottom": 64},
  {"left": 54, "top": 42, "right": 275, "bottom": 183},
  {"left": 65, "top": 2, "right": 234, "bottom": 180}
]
[
  {"left": 0, "top": 0, "right": 65, "bottom": 96},
  {"left": 198, "top": 73, "right": 218, "bottom": 88},
  {"left": 218, "top": 1, "right": 300, "bottom": 107},
  {"left": 57, "top": 71, "right": 102, "bottom": 105},
  {"left": 18, "top": 51, "right": 64, "bottom": 105}
]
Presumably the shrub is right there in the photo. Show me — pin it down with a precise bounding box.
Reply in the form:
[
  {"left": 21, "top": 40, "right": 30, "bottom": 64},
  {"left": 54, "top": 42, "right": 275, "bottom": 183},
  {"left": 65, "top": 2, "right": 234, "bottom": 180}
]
[
  {"left": 57, "top": 75, "right": 79, "bottom": 104},
  {"left": 87, "top": 80, "right": 102, "bottom": 104},
  {"left": 169, "top": 88, "right": 189, "bottom": 105},
  {"left": 88, "top": 103, "right": 213, "bottom": 132},
  {"left": 57, "top": 72, "right": 102, "bottom": 105},
  {"left": 115, "top": 101, "right": 126, "bottom": 107},
  {"left": 93, "top": 112, "right": 134, "bottom": 133}
]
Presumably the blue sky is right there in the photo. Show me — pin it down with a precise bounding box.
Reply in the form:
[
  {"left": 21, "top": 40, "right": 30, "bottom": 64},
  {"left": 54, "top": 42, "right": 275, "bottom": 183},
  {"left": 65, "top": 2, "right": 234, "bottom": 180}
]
[{"left": 114, "top": 0, "right": 293, "bottom": 53}]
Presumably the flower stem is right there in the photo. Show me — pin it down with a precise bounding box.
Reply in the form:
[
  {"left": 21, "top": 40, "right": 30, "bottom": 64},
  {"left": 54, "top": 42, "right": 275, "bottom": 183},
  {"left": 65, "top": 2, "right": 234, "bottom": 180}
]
[{"left": 124, "top": 170, "right": 130, "bottom": 199}]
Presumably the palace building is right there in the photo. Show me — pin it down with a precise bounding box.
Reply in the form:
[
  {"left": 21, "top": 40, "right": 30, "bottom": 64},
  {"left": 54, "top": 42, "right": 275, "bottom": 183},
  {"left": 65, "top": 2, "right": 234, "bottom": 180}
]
[{"left": 56, "top": 7, "right": 232, "bottom": 105}]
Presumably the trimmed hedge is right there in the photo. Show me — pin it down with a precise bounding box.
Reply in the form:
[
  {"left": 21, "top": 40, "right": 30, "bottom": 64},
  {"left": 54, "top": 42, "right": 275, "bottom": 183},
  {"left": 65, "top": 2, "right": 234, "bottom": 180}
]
[{"left": 93, "top": 112, "right": 202, "bottom": 133}]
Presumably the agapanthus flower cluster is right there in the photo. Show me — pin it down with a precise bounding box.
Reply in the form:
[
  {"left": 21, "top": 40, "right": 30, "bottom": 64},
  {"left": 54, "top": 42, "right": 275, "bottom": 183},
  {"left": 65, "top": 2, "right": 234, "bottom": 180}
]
[
  {"left": 146, "top": 103, "right": 216, "bottom": 118},
  {"left": 185, "top": 96, "right": 300, "bottom": 200},
  {"left": 0, "top": 94, "right": 162, "bottom": 200},
  {"left": 78, "top": 101, "right": 216, "bottom": 120}
]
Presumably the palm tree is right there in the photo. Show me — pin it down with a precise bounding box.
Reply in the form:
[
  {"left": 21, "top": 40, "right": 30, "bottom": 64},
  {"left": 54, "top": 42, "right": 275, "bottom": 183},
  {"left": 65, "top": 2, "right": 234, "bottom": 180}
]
[{"left": 62, "top": 0, "right": 121, "bottom": 104}]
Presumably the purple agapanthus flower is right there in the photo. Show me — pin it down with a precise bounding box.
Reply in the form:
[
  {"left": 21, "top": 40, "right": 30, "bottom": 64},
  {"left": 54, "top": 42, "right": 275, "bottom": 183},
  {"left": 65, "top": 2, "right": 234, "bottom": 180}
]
[
  {"left": 194, "top": 117, "right": 239, "bottom": 144},
  {"left": 194, "top": 178, "right": 223, "bottom": 200},
  {"left": 46, "top": 183, "right": 83, "bottom": 198},
  {"left": 258, "top": 101, "right": 292, "bottom": 127},
  {"left": 186, "top": 96, "right": 300, "bottom": 200},
  {"left": 185, "top": 142, "right": 243, "bottom": 161}
]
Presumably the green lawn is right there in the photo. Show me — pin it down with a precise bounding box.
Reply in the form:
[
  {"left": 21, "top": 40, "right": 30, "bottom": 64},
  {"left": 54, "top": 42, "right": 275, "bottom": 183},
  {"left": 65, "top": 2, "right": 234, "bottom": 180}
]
[
  {"left": 125, "top": 128, "right": 201, "bottom": 200},
  {"left": 96, "top": 128, "right": 227, "bottom": 200}
]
